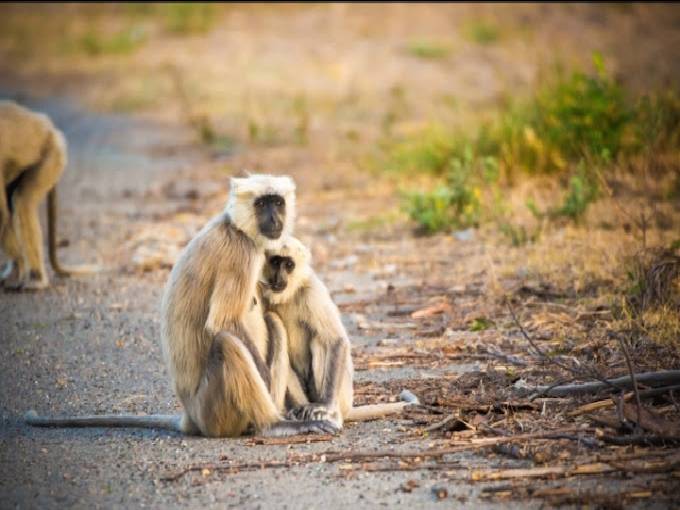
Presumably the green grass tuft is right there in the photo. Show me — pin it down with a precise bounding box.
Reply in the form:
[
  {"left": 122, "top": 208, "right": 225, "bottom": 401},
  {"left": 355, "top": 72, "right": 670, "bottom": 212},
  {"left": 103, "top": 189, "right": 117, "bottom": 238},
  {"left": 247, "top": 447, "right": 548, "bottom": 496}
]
[{"left": 406, "top": 39, "right": 452, "bottom": 60}]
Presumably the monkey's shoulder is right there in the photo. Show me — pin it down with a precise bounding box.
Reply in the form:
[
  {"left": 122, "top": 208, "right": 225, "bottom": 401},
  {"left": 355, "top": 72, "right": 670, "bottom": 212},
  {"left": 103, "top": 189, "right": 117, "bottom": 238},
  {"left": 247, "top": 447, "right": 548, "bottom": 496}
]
[{"left": 185, "top": 213, "right": 257, "bottom": 260}]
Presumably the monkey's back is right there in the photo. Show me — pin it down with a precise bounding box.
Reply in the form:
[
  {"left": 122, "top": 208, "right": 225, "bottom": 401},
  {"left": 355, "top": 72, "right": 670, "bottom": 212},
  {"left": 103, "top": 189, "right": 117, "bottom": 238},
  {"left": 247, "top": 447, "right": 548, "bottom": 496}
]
[
  {"left": 0, "top": 100, "right": 63, "bottom": 184},
  {"left": 160, "top": 214, "right": 256, "bottom": 404}
]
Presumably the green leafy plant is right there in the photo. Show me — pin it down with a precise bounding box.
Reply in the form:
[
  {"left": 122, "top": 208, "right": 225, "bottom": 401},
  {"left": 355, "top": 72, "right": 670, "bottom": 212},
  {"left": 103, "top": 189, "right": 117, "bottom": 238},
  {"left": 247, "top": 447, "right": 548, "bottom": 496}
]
[
  {"left": 161, "top": 3, "right": 216, "bottom": 35},
  {"left": 78, "top": 26, "right": 147, "bottom": 56},
  {"left": 469, "top": 317, "right": 495, "bottom": 331},
  {"left": 403, "top": 150, "right": 482, "bottom": 233},
  {"left": 406, "top": 39, "right": 452, "bottom": 59},
  {"left": 464, "top": 20, "right": 500, "bottom": 45}
]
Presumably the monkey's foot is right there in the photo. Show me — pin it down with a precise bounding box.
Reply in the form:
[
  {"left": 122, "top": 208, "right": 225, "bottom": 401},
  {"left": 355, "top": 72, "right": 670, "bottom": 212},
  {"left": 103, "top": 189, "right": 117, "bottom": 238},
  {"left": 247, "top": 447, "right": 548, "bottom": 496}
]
[
  {"left": 263, "top": 419, "right": 339, "bottom": 437},
  {"left": 22, "top": 274, "right": 49, "bottom": 290},
  {"left": 0, "top": 261, "right": 17, "bottom": 281},
  {"left": 3, "top": 269, "right": 48, "bottom": 291},
  {"left": 286, "top": 403, "right": 340, "bottom": 424}
]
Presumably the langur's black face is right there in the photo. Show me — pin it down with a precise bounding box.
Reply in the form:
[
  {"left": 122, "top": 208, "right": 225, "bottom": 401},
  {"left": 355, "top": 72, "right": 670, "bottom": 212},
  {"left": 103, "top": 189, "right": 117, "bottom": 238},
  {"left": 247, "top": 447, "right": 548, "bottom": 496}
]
[
  {"left": 254, "top": 194, "right": 286, "bottom": 239},
  {"left": 264, "top": 255, "right": 295, "bottom": 292}
]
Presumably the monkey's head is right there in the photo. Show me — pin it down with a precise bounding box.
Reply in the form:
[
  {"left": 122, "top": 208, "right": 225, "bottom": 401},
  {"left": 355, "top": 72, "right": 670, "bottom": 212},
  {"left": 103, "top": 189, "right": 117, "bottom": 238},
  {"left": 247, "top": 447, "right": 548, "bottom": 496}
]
[
  {"left": 261, "top": 237, "right": 312, "bottom": 304},
  {"left": 226, "top": 174, "right": 296, "bottom": 249}
]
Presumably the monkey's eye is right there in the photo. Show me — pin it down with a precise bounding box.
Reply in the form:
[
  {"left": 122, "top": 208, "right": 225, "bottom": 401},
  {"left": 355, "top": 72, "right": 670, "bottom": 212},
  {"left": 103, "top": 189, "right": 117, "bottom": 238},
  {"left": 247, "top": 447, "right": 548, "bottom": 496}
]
[
  {"left": 274, "top": 197, "right": 284, "bottom": 207},
  {"left": 285, "top": 260, "right": 295, "bottom": 271},
  {"left": 254, "top": 199, "right": 264, "bottom": 208}
]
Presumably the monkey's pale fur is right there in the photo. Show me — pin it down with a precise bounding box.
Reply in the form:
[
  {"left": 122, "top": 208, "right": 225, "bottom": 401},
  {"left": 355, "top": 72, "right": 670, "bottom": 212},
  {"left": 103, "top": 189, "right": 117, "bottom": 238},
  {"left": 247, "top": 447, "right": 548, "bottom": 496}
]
[
  {"left": 0, "top": 100, "right": 99, "bottom": 290},
  {"left": 225, "top": 174, "right": 296, "bottom": 250},
  {"left": 263, "top": 237, "right": 353, "bottom": 427},
  {"left": 160, "top": 175, "right": 294, "bottom": 436},
  {"left": 1, "top": 101, "right": 66, "bottom": 289},
  {"left": 263, "top": 237, "right": 420, "bottom": 426},
  {"left": 158, "top": 174, "right": 337, "bottom": 438}
]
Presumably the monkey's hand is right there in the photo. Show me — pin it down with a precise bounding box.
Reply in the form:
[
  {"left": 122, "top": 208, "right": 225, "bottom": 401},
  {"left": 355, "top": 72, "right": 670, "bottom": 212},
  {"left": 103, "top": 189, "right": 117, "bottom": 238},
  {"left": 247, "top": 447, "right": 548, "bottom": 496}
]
[{"left": 286, "top": 403, "right": 336, "bottom": 423}]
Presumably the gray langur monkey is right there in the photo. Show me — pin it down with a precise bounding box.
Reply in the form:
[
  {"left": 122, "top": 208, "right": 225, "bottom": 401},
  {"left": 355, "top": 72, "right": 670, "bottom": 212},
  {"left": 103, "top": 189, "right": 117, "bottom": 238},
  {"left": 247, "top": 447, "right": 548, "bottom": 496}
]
[
  {"left": 25, "top": 174, "right": 339, "bottom": 438},
  {"left": 261, "top": 237, "right": 419, "bottom": 428},
  {"left": 0, "top": 100, "right": 99, "bottom": 290}
]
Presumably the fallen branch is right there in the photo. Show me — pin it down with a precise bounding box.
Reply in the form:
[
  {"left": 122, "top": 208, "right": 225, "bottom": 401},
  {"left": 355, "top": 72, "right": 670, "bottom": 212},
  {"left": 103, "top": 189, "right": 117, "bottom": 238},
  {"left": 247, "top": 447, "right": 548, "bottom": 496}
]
[
  {"left": 471, "top": 453, "right": 680, "bottom": 481},
  {"left": 568, "top": 385, "right": 680, "bottom": 416},
  {"left": 615, "top": 332, "right": 644, "bottom": 433},
  {"left": 600, "top": 435, "right": 680, "bottom": 447},
  {"left": 530, "top": 371, "right": 680, "bottom": 397},
  {"left": 472, "top": 462, "right": 615, "bottom": 481},
  {"left": 246, "top": 434, "right": 334, "bottom": 446},
  {"left": 160, "top": 459, "right": 292, "bottom": 482}
]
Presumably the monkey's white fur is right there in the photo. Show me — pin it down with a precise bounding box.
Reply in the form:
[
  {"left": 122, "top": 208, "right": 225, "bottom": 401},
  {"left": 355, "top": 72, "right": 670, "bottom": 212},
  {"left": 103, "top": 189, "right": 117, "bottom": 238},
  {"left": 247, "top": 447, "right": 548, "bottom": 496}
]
[
  {"left": 225, "top": 174, "right": 296, "bottom": 251},
  {"left": 262, "top": 237, "right": 353, "bottom": 427}
]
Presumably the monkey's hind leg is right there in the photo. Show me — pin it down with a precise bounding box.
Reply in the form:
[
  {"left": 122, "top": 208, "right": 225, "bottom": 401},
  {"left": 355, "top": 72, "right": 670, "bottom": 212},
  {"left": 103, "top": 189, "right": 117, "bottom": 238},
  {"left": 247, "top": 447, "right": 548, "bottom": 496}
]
[
  {"left": 8, "top": 133, "right": 65, "bottom": 290},
  {"left": 0, "top": 224, "right": 23, "bottom": 287},
  {"left": 191, "top": 332, "right": 338, "bottom": 438},
  {"left": 265, "top": 312, "right": 290, "bottom": 413}
]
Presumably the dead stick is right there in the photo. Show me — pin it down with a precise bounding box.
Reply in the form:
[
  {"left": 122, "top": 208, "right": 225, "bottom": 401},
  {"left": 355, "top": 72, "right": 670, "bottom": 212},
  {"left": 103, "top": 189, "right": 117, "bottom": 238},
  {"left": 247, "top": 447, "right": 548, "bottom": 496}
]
[
  {"left": 568, "top": 385, "right": 680, "bottom": 416},
  {"left": 246, "top": 434, "right": 334, "bottom": 446},
  {"left": 531, "top": 370, "right": 680, "bottom": 397},
  {"left": 161, "top": 459, "right": 292, "bottom": 482},
  {"left": 600, "top": 435, "right": 680, "bottom": 447},
  {"left": 615, "top": 333, "right": 643, "bottom": 433}
]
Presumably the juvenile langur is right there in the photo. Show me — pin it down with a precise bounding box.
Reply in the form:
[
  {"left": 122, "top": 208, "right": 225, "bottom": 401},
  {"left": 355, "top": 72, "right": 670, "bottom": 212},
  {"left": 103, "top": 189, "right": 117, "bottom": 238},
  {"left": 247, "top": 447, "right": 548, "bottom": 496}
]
[
  {"left": 261, "top": 237, "right": 419, "bottom": 428},
  {"left": 26, "top": 174, "right": 338, "bottom": 438},
  {"left": 0, "top": 100, "right": 99, "bottom": 290}
]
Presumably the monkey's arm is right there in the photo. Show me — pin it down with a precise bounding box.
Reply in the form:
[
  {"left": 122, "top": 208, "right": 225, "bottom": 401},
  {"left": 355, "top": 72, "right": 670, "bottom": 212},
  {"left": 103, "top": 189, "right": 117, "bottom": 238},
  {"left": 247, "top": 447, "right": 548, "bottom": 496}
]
[
  {"left": 205, "top": 264, "right": 272, "bottom": 389},
  {"left": 24, "top": 410, "right": 185, "bottom": 432}
]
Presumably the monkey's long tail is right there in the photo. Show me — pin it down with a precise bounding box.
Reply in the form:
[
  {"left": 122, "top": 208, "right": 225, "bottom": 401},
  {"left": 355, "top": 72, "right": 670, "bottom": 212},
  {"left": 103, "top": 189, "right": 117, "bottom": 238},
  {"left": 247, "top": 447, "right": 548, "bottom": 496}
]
[
  {"left": 346, "top": 389, "right": 420, "bottom": 422},
  {"left": 24, "top": 410, "right": 183, "bottom": 432},
  {"left": 47, "top": 188, "right": 101, "bottom": 276}
]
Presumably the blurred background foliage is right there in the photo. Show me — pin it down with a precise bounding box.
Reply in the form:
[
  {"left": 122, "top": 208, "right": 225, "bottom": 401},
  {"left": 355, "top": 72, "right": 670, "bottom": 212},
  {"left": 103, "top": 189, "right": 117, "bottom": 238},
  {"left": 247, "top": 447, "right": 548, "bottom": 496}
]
[{"left": 0, "top": 3, "right": 678, "bottom": 349}]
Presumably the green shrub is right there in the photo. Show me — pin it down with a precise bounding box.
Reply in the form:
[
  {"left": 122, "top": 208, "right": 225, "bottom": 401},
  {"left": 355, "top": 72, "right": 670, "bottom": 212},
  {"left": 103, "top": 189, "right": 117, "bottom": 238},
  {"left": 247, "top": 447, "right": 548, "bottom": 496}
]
[
  {"left": 551, "top": 167, "right": 598, "bottom": 221},
  {"left": 494, "top": 56, "right": 631, "bottom": 174},
  {"left": 531, "top": 57, "right": 631, "bottom": 164},
  {"left": 386, "top": 55, "right": 676, "bottom": 235},
  {"left": 403, "top": 151, "right": 482, "bottom": 233},
  {"left": 387, "top": 125, "right": 466, "bottom": 175},
  {"left": 161, "top": 3, "right": 216, "bottom": 35},
  {"left": 406, "top": 39, "right": 452, "bottom": 59},
  {"left": 634, "top": 89, "right": 680, "bottom": 151},
  {"left": 464, "top": 20, "right": 500, "bottom": 45},
  {"left": 78, "top": 26, "right": 147, "bottom": 56}
]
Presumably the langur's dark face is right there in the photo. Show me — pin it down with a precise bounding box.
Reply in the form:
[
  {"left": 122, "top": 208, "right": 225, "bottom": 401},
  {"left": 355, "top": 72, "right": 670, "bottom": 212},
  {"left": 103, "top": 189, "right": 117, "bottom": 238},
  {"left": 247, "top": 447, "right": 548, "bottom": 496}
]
[
  {"left": 264, "top": 255, "right": 295, "bottom": 292},
  {"left": 254, "top": 194, "right": 286, "bottom": 239}
]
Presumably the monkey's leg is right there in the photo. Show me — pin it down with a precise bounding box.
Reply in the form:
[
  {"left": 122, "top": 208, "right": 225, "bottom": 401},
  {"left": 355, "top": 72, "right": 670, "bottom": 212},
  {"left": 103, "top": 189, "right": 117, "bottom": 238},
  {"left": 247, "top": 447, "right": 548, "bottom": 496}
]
[
  {"left": 1, "top": 215, "right": 25, "bottom": 288},
  {"left": 287, "top": 339, "right": 351, "bottom": 426},
  {"left": 9, "top": 138, "right": 64, "bottom": 290},
  {"left": 284, "top": 367, "right": 309, "bottom": 411},
  {"left": 1, "top": 176, "right": 23, "bottom": 286},
  {"left": 264, "top": 312, "right": 290, "bottom": 412},
  {"left": 0, "top": 171, "right": 9, "bottom": 241},
  {"left": 191, "top": 332, "right": 339, "bottom": 438}
]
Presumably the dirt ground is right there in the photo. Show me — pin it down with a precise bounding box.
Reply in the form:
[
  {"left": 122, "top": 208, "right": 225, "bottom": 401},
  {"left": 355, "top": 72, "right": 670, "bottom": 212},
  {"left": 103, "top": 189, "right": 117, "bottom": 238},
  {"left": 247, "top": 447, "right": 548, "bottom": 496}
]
[{"left": 1, "top": 4, "right": 679, "bottom": 509}]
